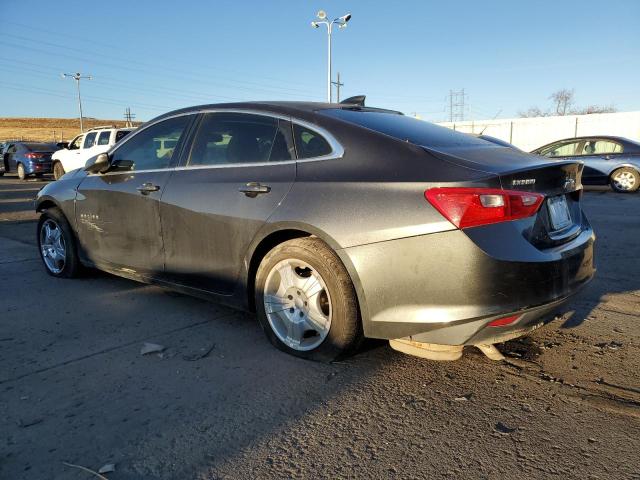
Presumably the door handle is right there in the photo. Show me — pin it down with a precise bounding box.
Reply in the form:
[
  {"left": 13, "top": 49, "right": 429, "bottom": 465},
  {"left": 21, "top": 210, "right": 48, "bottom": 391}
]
[
  {"left": 239, "top": 182, "right": 271, "bottom": 198},
  {"left": 136, "top": 182, "right": 160, "bottom": 195}
]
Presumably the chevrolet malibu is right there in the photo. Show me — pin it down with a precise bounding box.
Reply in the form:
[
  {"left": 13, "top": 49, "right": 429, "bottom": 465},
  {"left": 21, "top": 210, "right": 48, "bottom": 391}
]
[{"left": 35, "top": 101, "right": 595, "bottom": 361}]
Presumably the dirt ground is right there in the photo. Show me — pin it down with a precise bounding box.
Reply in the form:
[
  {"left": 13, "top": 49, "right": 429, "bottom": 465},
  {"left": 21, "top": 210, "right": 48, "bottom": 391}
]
[
  {"left": 0, "top": 174, "right": 638, "bottom": 479},
  {"left": 0, "top": 118, "right": 141, "bottom": 143}
]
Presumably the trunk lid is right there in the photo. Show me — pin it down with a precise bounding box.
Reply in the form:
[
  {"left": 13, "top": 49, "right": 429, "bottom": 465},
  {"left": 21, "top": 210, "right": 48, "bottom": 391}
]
[{"left": 423, "top": 145, "right": 585, "bottom": 247}]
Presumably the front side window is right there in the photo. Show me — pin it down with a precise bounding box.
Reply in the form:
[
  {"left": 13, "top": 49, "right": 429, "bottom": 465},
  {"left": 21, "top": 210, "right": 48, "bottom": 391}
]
[
  {"left": 69, "top": 135, "right": 83, "bottom": 150},
  {"left": 97, "top": 131, "right": 111, "bottom": 146},
  {"left": 580, "top": 140, "right": 623, "bottom": 155},
  {"left": 110, "top": 115, "right": 191, "bottom": 171},
  {"left": 540, "top": 141, "right": 581, "bottom": 158},
  {"left": 293, "top": 124, "right": 332, "bottom": 159},
  {"left": 188, "top": 113, "right": 293, "bottom": 166},
  {"left": 83, "top": 132, "right": 97, "bottom": 149}
]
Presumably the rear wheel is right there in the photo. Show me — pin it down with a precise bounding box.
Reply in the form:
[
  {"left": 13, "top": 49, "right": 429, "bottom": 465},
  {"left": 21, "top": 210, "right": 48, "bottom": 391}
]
[
  {"left": 37, "top": 207, "right": 80, "bottom": 278},
  {"left": 17, "top": 163, "right": 26, "bottom": 180},
  {"left": 610, "top": 167, "right": 639, "bottom": 193},
  {"left": 53, "top": 162, "right": 65, "bottom": 180},
  {"left": 255, "top": 237, "right": 362, "bottom": 361}
]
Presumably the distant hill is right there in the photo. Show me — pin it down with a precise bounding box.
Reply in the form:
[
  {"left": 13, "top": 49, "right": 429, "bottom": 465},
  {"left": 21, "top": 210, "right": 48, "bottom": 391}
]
[{"left": 0, "top": 118, "right": 143, "bottom": 142}]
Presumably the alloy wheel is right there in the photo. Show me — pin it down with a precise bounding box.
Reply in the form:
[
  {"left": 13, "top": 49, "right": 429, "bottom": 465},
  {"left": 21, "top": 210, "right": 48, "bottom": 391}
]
[
  {"left": 612, "top": 171, "right": 637, "bottom": 191},
  {"left": 263, "top": 258, "right": 332, "bottom": 351},
  {"left": 40, "top": 219, "right": 66, "bottom": 274}
]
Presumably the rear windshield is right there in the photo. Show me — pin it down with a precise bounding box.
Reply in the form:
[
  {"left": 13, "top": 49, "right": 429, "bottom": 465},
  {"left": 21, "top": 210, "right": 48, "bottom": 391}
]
[
  {"left": 320, "top": 109, "right": 492, "bottom": 149},
  {"left": 24, "top": 143, "right": 58, "bottom": 151}
]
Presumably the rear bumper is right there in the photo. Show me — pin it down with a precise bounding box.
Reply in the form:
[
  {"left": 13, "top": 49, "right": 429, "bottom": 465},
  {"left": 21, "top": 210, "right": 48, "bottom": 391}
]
[
  {"left": 338, "top": 223, "right": 595, "bottom": 344},
  {"left": 24, "top": 162, "right": 52, "bottom": 174}
]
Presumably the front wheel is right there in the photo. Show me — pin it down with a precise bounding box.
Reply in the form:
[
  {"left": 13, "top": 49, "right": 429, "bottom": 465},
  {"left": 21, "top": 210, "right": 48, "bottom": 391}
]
[
  {"left": 53, "top": 162, "right": 65, "bottom": 180},
  {"left": 255, "top": 237, "right": 362, "bottom": 361},
  {"left": 17, "top": 163, "right": 26, "bottom": 180},
  {"left": 610, "top": 167, "right": 640, "bottom": 193},
  {"left": 37, "top": 207, "right": 81, "bottom": 278}
]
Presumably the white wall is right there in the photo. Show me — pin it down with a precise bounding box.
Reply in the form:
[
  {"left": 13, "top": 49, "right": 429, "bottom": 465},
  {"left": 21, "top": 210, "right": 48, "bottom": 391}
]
[{"left": 437, "top": 111, "right": 640, "bottom": 152}]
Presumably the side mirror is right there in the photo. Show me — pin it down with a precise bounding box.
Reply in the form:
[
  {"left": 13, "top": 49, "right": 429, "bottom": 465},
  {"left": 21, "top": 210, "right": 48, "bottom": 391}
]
[{"left": 85, "top": 153, "right": 110, "bottom": 174}]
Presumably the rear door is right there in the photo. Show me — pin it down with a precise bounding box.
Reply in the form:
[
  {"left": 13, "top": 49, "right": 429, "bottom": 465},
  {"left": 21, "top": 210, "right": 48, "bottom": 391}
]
[
  {"left": 575, "top": 138, "right": 624, "bottom": 183},
  {"left": 160, "top": 111, "right": 296, "bottom": 294},
  {"left": 75, "top": 114, "right": 195, "bottom": 274}
]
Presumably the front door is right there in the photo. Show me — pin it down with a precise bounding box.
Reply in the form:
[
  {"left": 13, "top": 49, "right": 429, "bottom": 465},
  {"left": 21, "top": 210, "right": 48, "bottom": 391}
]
[
  {"left": 160, "top": 112, "right": 297, "bottom": 294},
  {"left": 75, "top": 114, "right": 194, "bottom": 275}
]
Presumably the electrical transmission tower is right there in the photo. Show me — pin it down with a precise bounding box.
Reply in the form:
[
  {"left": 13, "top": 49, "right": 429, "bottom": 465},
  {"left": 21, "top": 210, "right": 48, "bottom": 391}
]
[
  {"left": 448, "top": 89, "right": 467, "bottom": 122},
  {"left": 123, "top": 107, "right": 136, "bottom": 127}
]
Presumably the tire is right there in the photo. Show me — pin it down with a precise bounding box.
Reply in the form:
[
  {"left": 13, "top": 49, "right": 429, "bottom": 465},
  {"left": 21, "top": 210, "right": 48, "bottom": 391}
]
[
  {"left": 37, "top": 207, "right": 81, "bottom": 278},
  {"left": 610, "top": 167, "right": 640, "bottom": 193},
  {"left": 53, "top": 162, "right": 65, "bottom": 180},
  {"left": 255, "top": 237, "right": 362, "bottom": 361},
  {"left": 0, "top": 172, "right": 4, "bottom": 176},
  {"left": 17, "top": 163, "right": 26, "bottom": 180}
]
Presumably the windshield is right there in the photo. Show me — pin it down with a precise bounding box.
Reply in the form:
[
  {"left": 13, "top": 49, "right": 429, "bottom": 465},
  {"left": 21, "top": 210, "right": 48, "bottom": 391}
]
[
  {"left": 24, "top": 143, "right": 58, "bottom": 151},
  {"left": 320, "top": 109, "right": 493, "bottom": 149}
]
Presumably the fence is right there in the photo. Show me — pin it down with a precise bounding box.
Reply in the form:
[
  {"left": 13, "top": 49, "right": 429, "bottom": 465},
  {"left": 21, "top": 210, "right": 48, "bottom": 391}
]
[{"left": 437, "top": 111, "right": 640, "bottom": 152}]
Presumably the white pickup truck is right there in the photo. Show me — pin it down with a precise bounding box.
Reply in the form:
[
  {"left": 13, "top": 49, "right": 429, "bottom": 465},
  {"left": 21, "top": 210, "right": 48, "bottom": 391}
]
[{"left": 52, "top": 126, "right": 135, "bottom": 179}]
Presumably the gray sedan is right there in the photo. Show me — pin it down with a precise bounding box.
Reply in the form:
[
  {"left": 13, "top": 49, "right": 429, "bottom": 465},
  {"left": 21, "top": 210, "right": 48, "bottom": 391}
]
[{"left": 35, "top": 101, "right": 595, "bottom": 361}]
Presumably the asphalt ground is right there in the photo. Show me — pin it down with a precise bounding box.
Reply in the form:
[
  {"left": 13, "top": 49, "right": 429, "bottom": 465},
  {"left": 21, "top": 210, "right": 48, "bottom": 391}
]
[{"left": 1, "top": 173, "right": 638, "bottom": 479}]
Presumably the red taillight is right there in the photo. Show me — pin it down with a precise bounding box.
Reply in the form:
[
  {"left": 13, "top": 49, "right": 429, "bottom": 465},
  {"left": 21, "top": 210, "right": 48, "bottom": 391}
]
[
  {"left": 425, "top": 187, "right": 544, "bottom": 229},
  {"left": 25, "top": 152, "right": 45, "bottom": 159},
  {"left": 488, "top": 315, "right": 520, "bottom": 327}
]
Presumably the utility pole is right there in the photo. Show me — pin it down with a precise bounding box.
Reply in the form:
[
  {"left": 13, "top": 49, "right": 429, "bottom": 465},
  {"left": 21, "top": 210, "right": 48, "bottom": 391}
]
[
  {"left": 448, "top": 89, "right": 466, "bottom": 122},
  {"left": 123, "top": 107, "right": 136, "bottom": 127},
  {"left": 62, "top": 72, "right": 92, "bottom": 132},
  {"left": 331, "top": 72, "right": 344, "bottom": 102}
]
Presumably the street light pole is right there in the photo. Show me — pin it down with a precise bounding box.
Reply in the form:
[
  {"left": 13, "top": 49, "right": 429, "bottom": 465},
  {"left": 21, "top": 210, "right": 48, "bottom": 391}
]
[
  {"left": 327, "top": 21, "right": 332, "bottom": 103},
  {"left": 62, "top": 72, "right": 92, "bottom": 132},
  {"left": 311, "top": 11, "right": 351, "bottom": 103}
]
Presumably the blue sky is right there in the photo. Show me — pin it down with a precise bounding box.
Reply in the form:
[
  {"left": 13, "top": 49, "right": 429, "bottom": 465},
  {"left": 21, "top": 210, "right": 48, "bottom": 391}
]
[{"left": 0, "top": 0, "right": 638, "bottom": 122}]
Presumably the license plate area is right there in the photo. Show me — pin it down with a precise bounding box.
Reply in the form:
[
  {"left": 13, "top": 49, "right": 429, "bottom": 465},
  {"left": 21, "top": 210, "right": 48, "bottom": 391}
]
[{"left": 547, "top": 195, "right": 572, "bottom": 231}]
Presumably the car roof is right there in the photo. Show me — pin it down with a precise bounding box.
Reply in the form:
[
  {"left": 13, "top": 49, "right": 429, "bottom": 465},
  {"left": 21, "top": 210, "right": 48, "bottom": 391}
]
[{"left": 145, "top": 101, "right": 403, "bottom": 125}]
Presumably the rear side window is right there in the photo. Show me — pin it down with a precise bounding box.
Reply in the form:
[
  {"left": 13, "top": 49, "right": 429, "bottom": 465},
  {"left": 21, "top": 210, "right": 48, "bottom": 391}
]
[
  {"left": 293, "top": 124, "right": 332, "bottom": 159},
  {"left": 188, "top": 113, "right": 293, "bottom": 166},
  {"left": 83, "top": 132, "right": 97, "bottom": 148},
  {"left": 320, "top": 108, "right": 489, "bottom": 148},
  {"left": 97, "top": 131, "right": 111, "bottom": 145},
  {"left": 580, "top": 140, "right": 623, "bottom": 155},
  {"left": 115, "top": 130, "right": 131, "bottom": 142}
]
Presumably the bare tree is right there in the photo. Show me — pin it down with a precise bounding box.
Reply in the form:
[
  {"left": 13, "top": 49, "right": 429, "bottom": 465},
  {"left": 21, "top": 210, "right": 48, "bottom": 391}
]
[
  {"left": 573, "top": 104, "right": 617, "bottom": 115},
  {"left": 550, "top": 88, "right": 574, "bottom": 116},
  {"left": 518, "top": 107, "right": 548, "bottom": 118},
  {"left": 519, "top": 89, "right": 617, "bottom": 118}
]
